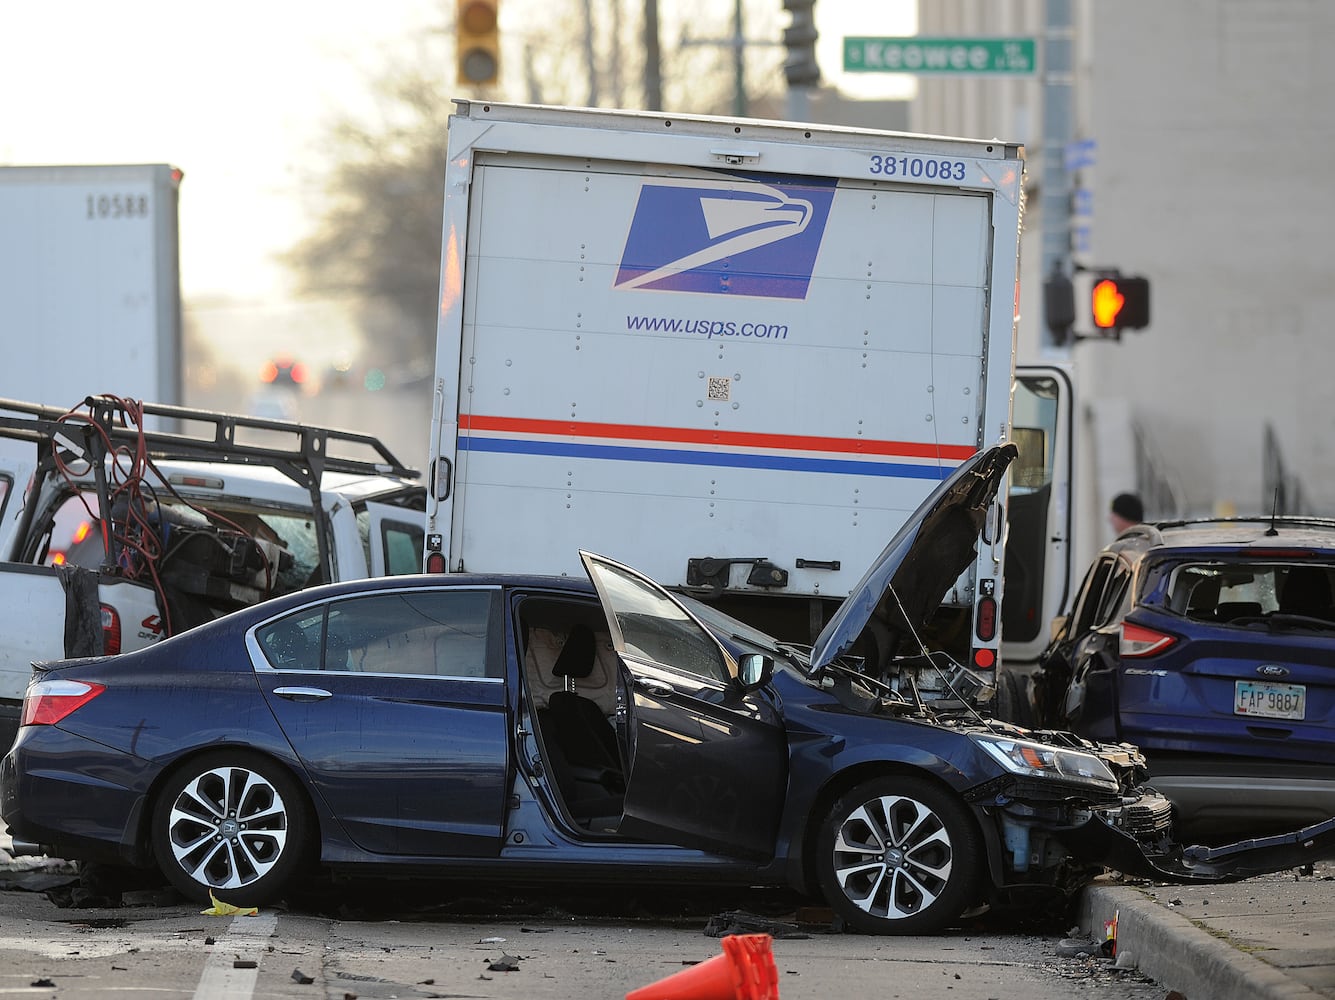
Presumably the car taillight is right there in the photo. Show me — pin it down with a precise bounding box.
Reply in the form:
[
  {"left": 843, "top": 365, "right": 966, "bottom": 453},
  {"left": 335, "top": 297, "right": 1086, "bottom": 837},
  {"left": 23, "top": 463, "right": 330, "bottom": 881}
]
[
  {"left": 100, "top": 604, "right": 122, "bottom": 655},
  {"left": 21, "top": 680, "right": 106, "bottom": 726},
  {"left": 1119, "top": 622, "right": 1178, "bottom": 658}
]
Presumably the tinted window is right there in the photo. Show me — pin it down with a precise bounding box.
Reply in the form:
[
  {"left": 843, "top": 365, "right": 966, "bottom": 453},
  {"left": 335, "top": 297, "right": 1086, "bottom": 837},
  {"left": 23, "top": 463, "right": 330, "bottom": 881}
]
[
  {"left": 258, "top": 589, "right": 499, "bottom": 677},
  {"left": 257, "top": 607, "right": 325, "bottom": 671},
  {"left": 383, "top": 520, "right": 424, "bottom": 575},
  {"left": 1069, "top": 558, "right": 1115, "bottom": 635},
  {"left": 587, "top": 559, "right": 730, "bottom": 685}
]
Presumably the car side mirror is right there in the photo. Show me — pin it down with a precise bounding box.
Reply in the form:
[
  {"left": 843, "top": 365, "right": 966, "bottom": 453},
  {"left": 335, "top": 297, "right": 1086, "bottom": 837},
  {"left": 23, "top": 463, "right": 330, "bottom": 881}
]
[{"left": 735, "top": 653, "right": 774, "bottom": 692}]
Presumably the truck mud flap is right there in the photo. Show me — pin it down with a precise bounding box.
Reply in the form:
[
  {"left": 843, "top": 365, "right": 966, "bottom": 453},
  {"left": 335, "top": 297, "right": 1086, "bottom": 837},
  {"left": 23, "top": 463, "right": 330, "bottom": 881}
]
[
  {"left": 58, "top": 564, "right": 102, "bottom": 657},
  {"left": 1054, "top": 813, "right": 1335, "bottom": 884}
]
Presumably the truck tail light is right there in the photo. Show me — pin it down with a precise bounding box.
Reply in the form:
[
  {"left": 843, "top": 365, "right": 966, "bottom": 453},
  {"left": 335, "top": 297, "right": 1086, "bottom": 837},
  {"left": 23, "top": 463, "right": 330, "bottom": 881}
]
[
  {"left": 425, "top": 551, "right": 447, "bottom": 574},
  {"left": 975, "top": 594, "right": 998, "bottom": 642},
  {"left": 21, "top": 679, "right": 106, "bottom": 726},
  {"left": 1119, "top": 622, "right": 1177, "bottom": 658},
  {"left": 100, "top": 605, "right": 122, "bottom": 655}
]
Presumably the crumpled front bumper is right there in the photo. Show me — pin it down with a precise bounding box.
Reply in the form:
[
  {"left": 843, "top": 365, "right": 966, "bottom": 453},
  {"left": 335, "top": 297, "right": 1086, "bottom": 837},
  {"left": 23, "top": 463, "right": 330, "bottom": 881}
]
[{"left": 1056, "top": 812, "right": 1335, "bottom": 883}]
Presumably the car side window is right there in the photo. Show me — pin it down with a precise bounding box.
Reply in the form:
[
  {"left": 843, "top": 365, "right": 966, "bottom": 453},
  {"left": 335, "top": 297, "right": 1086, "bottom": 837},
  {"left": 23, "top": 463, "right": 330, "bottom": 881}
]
[
  {"left": 589, "top": 561, "right": 731, "bottom": 685},
  {"left": 257, "top": 608, "right": 326, "bottom": 671},
  {"left": 1069, "top": 558, "right": 1115, "bottom": 636},
  {"left": 258, "top": 590, "right": 499, "bottom": 678},
  {"left": 1093, "top": 566, "right": 1131, "bottom": 627}
]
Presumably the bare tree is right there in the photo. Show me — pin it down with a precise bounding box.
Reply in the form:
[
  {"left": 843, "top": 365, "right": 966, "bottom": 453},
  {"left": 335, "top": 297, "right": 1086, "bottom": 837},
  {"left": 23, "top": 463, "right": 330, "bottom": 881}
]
[{"left": 283, "top": 68, "right": 450, "bottom": 365}]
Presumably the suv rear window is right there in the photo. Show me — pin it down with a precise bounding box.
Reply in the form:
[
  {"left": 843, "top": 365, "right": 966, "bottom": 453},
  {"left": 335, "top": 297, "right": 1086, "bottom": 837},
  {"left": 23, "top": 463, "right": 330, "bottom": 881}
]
[{"left": 1164, "top": 562, "right": 1335, "bottom": 623}]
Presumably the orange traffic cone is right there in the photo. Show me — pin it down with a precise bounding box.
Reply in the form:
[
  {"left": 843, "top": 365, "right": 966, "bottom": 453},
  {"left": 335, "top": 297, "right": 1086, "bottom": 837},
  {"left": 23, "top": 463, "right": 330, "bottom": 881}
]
[{"left": 625, "top": 933, "right": 779, "bottom": 1000}]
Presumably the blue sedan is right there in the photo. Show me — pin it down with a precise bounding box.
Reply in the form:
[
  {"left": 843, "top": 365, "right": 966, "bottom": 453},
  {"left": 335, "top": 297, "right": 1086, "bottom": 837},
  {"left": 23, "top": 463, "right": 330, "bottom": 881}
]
[{"left": 5, "top": 446, "right": 1330, "bottom": 934}]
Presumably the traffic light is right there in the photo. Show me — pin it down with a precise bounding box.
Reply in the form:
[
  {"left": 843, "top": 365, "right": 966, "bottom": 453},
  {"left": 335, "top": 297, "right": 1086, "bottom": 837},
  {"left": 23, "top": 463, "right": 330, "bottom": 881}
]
[
  {"left": 457, "top": 0, "right": 499, "bottom": 87},
  {"left": 782, "top": 0, "right": 819, "bottom": 88},
  {"left": 1090, "top": 273, "right": 1150, "bottom": 332},
  {"left": 1043, "top": 270, "right": 1076, "bottom": 347}
]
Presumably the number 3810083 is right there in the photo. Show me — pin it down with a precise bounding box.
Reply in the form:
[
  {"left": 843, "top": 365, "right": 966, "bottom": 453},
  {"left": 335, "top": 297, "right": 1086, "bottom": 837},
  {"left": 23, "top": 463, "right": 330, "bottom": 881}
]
[{"left": 869, "top": 155, "right": 967, "bottom": 181}]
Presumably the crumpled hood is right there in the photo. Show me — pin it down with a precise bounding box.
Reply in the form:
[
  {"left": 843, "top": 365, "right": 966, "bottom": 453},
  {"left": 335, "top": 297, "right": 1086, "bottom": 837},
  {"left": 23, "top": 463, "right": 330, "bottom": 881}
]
[{"left": 808, "top": 442, "right": 1018, "bottom": 673}]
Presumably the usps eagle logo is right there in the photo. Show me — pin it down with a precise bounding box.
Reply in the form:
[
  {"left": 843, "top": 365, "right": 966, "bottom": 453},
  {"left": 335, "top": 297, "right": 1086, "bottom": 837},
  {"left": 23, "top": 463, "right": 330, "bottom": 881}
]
[{"left": 615, "top": 173, "right": 836, "bottom": 300}]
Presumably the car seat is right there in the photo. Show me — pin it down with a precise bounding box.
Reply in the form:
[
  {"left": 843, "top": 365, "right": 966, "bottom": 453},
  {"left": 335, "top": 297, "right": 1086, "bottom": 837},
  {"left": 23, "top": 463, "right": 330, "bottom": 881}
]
[{"left": 535, "top": 624, "right": 625, "bottom": 822}]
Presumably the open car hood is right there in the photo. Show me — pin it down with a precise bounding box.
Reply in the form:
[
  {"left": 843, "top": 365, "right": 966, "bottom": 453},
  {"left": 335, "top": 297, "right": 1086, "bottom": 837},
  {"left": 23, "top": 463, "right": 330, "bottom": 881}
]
[{"left": 807, "top": 442, "right": 1018, "bottom": 674}]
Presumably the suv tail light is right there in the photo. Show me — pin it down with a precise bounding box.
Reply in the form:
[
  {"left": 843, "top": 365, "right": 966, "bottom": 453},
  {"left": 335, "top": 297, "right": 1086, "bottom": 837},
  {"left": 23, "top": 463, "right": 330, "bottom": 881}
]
[
  {"left": 1119, "top": 622, "right": 1178, "bottom": 658},
  {"left": 21, "top": 679, "right": 106, "bottom": 726},
  {"left": 100, "top": 604, "right": 122, "bottom": 655}
]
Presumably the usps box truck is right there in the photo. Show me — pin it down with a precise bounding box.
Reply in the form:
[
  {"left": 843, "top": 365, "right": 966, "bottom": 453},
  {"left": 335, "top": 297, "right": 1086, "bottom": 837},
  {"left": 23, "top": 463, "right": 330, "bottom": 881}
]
[{"left": 424, "top": 101, "right": 1064, "bottom": 703}]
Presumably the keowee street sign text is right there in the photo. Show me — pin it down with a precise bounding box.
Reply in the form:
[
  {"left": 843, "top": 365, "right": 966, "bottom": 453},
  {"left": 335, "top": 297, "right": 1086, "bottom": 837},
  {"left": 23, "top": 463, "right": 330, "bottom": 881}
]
[{"left": 844, "top": 37, "right": 1037, "bottom": 75}]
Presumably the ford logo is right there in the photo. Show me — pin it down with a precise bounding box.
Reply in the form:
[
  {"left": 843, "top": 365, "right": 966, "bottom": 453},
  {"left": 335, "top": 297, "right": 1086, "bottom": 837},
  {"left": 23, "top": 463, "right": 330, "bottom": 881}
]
[{"left": 1256, "top": 664, "right": 1290, "bottom": 678}]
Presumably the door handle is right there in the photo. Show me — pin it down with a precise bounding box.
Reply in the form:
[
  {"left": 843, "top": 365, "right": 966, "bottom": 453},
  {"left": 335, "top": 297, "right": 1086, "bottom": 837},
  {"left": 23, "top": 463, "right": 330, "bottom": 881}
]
[
  {"left": 273, "top": 686, "right": 332, "bottom": 701},
  {"left": 635, "top": 677, "right": 675, "bottom": 697}
]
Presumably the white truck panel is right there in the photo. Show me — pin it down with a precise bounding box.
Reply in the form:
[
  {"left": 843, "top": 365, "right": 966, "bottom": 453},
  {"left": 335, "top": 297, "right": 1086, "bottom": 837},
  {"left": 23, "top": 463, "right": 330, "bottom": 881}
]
[
  {"left": 0, "top": 165, "right": 183, "bottom": 409},
  {"left": 430, "top": 103, "right": 1022, "bottom": 652}
]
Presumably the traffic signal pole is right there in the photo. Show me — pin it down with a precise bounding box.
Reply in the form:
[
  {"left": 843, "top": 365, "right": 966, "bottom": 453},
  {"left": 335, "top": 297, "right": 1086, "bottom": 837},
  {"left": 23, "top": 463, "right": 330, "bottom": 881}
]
[{"left": 1040, "top": 0, "right": 1075, "bottom": 355}]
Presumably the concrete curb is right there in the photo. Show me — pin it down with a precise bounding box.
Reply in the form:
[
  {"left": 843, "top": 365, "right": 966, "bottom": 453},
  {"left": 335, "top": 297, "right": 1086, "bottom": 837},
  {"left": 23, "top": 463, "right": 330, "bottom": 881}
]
[{"left": 1079, "top": 883, "right": 1327, "bottom": 1000}]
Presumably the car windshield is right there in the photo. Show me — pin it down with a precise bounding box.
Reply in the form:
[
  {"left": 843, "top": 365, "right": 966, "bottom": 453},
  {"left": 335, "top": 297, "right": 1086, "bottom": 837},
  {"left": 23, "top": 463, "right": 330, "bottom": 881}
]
[{"left": 1160, "top": 560, "right": 1335, "bottom": 626}]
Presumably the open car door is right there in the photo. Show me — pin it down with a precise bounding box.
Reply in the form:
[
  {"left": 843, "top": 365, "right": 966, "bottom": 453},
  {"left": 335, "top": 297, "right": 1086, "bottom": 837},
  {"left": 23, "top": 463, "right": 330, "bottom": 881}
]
[{"left": 580, "top": 550, "right": 787, "bottom": 859}]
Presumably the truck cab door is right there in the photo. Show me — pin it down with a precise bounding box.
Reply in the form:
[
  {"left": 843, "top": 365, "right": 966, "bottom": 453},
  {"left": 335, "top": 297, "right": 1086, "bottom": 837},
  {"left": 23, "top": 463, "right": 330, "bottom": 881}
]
[
  {"left": 579, "top": 550, "right": 787, "bottom": 859},
  {"left": 1004, "top": 365, "right": 1077, "bottom": 666},
  {"left": 363, "top": 500, "right": 426, "bottom": 577}
]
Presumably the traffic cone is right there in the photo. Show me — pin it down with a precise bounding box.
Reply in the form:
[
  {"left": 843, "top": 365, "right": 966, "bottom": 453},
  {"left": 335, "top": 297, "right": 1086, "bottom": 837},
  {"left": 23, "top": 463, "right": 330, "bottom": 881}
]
[{"left": 625, "top": 933, "right": 779, "bottom": 1000}]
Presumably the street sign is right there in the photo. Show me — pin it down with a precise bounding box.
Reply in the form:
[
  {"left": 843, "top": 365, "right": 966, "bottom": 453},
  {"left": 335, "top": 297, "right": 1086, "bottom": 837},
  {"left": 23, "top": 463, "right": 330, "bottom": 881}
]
[{"left": 843, "top": 37, "right": 1036, "bottom": 75}]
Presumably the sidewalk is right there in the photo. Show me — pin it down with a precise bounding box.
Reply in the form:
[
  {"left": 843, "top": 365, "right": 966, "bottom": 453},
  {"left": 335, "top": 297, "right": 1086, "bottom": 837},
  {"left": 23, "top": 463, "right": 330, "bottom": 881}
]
[{"left": 1078, "top": 860, "right": 1335, "bottom": 1000}]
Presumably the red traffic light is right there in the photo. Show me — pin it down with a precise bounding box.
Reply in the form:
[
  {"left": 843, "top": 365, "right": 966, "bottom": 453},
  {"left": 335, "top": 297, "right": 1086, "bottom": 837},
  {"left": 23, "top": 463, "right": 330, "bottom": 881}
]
[
  {"left": 1091, "top": 278, "right": 1124, "bottom": 329},
  {"left": 1090, "top": 274, "right": 1150, "bottom": 331}
]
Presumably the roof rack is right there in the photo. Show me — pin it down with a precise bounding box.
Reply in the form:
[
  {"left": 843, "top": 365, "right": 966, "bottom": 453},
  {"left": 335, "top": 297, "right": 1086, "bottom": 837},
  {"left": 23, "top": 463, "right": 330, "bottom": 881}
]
[
  {"left": 0, "top": 395, "right": 419, "bottom": 482},
  {"left": 0, "top": 395, "right": 421, "bottom": 579}
]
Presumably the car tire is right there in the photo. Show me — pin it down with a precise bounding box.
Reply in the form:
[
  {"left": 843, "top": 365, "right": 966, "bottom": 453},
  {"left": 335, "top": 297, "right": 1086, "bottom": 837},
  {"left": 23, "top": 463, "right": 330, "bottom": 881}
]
[
  {"left": 815, "top": 775, "right": 982, "bottom": 935},
  {"left": 151, "top": 751, "right": 312, "bottom": 906}
]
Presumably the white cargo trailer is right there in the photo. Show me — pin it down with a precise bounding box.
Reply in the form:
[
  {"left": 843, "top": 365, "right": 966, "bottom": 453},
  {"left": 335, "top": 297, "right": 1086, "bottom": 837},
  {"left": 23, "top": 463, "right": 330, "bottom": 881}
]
[
  {"left": 0, "top": 164, "right": 183, "bottom": 409},
  {"left": 425, "top": 102, "right": 1066, "bottom": 699}
]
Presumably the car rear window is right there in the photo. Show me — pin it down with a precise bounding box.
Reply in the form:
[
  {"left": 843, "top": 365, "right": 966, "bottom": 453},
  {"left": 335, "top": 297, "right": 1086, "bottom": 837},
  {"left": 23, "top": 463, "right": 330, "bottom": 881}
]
[{"left": 1163, "top": 562, "right": 1335, "bottom": 623}]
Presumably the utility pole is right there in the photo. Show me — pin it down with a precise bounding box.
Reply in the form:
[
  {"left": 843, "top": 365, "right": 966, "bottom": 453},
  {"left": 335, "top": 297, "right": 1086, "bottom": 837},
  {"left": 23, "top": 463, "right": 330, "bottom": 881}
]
[
  {"left": 680, "top": 2, "right": 764, "bottom": 117},
  {"left": 643, "top": 0, "right": 662, "bottom": 111}
]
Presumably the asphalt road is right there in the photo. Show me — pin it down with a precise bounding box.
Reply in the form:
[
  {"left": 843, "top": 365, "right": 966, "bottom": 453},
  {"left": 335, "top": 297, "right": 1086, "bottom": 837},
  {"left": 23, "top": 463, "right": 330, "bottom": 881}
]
[{"left": 0, "top": 876, "right": 1174, "bottom": 1000}]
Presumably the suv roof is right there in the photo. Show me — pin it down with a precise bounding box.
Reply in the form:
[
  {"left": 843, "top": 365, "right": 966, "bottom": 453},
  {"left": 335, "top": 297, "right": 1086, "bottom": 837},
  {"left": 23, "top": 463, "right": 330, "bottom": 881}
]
[{"left": 1111, "top": 517, "right": 1335, "bottom": 558}]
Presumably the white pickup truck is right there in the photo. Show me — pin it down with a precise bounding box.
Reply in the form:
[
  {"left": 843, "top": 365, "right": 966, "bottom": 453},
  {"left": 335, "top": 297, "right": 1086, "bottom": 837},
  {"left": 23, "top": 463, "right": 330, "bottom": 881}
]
[{"left": 0, "top": 395, "right": 425, "bottom": 749}]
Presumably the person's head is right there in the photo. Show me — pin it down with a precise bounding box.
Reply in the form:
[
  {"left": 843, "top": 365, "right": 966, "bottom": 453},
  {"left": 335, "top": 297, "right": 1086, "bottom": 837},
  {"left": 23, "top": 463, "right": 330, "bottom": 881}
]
[{"left": 1109, "top": 492, "right": 1144, "bottom": 534}]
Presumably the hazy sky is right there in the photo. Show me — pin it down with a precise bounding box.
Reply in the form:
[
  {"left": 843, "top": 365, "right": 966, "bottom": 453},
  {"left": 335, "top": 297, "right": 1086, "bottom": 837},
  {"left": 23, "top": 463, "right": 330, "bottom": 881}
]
[{"left": 1, "top": 0, "right": 914, "bottom": 306}]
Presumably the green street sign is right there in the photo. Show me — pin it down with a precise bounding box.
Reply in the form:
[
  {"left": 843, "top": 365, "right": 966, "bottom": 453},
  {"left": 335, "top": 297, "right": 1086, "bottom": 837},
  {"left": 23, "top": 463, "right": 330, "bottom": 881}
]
[{"left": 844, "top": 37, "right": 1037, "bottom": 75}]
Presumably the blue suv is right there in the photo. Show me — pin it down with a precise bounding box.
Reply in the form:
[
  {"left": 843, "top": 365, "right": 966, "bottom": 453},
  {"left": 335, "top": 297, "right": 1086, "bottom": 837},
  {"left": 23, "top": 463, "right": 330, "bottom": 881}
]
[{"left": 1034, "top": 517, "right": 1335, "bottom": 841}]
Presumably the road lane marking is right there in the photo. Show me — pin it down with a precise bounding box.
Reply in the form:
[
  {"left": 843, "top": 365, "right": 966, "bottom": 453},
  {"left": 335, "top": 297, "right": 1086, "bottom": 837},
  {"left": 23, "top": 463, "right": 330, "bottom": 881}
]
[{"left": 193, "top": 912, "right": 277, "bottom": 1000}]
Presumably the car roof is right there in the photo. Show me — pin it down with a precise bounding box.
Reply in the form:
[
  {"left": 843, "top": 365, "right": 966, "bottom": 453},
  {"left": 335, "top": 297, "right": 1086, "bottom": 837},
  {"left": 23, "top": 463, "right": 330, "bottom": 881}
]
[{"left": 1112, "top": 517, "right": 1335, "bottom": 562}]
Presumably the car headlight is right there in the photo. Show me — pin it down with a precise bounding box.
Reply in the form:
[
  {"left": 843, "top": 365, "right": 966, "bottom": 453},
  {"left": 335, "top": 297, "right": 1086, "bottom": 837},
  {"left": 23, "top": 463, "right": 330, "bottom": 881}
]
[{"left": 970, "top": 733, "right": 1119, "bottom": 791}]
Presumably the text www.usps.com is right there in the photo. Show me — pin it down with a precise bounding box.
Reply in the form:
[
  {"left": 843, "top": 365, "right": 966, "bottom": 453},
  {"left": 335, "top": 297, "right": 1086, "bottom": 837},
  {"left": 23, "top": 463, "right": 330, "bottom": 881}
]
[{"left": 626, "top": 314, "right": 789, "bottom": 340}]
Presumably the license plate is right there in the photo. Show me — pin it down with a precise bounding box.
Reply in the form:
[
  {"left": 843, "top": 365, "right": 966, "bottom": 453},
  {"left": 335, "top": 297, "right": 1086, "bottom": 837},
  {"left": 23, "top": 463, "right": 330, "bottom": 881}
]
[{"left": 1234, "top": 680, "right": 1306, "bottom": 720}]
